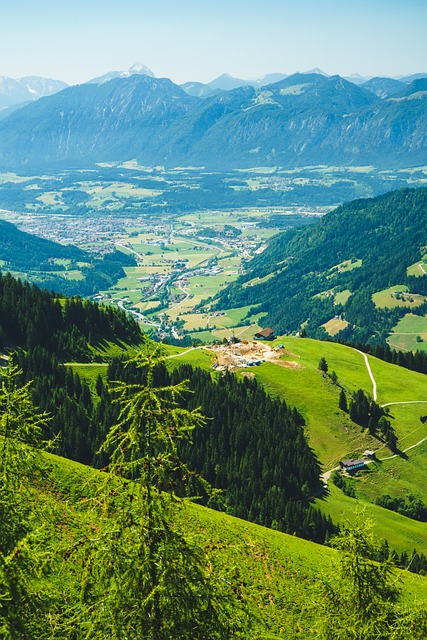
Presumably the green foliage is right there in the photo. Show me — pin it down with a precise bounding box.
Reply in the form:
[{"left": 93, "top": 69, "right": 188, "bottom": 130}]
[
  {"left": 0, "top": 360, "right": 50, "bottom": 487},
  {"left": 318, "top": 356, "right": 328, "bottom": 373},
  {"left": 101, "top": 341, "right": 205, "bottom": 488},
  {"left": 376, "top": 494, "right": 427, "bottom": 522},
  {"left": 77, "top": 341, "right": 248, "bottom": 639},
  {"left": 0, "top": 361, "right": 51, "bottom": 639},
  {"left": 338, "top": 388, "right": 348, "bottom": 412},
  {"left": 331, "top": 470, "right": 355, "bottom": 498},
  {"left": 319, "top": 514, "right": 427, "bottom": 639},
  {"left": 0, "top": 271, "right": 141, "bottom": 360}
]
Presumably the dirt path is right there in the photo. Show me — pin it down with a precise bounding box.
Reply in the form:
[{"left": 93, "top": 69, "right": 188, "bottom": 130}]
[
  {"left": 165, "top": 347, "right": 199, "bottom": 359},
  {"left": 353, "top": 348, "right": 377, "bottom": 401},
  {"left": 378, "top": 435, "right": 427, "bottom": 461},
  {"left": 382, "top": 400, "right": 427, "bottom": 408},
  {"left": 320, "top": 467, "right": 340, "bottom": 485}
]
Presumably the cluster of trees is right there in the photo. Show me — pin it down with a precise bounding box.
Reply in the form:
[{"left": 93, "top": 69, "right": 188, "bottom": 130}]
[
  {"left": 376, "top": 493, "right": 427, "bottom": 522},
  {"left": 0, "top": 272, "right": 141, "bottom": 359},
  {"left": 348, "top": 389, "right": 398, "bottom": 452},
  {"left": 331, "top": 470, "right": 356, "bottom": 498},
  {"left": 319, "top": 515, "right": 427, "bottom": 639},
  {"left": 0, "top": 350, "right": 247, "bottom": 639}
]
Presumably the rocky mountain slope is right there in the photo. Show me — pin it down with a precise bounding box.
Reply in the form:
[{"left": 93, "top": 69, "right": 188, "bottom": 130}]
[{"left": 0, "top": 72, "right": 425, "bottom": 169}]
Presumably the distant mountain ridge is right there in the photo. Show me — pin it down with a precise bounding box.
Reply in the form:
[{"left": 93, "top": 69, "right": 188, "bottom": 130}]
[
  {"left": 0, "top": 75, "right": 68, "bottom": 108},
  {"left": 0, "top": 71, "right": 425, "bottom": 169}
]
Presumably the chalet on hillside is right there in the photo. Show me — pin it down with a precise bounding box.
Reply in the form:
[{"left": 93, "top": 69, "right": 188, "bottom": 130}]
[
  {"left": 340, "top": 458, "right": 366, "bottom": 472},
  {"left": 254, "top": 327, "right": 275, "bottom": 341}
]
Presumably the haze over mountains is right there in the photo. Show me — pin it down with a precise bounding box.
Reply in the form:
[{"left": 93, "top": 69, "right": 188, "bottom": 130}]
[
  {"left": 1, "top": 61, "right": 426, "bottom": 106},
  {"left": 0, "top": 68, "right": 426, "bottom": 170}
]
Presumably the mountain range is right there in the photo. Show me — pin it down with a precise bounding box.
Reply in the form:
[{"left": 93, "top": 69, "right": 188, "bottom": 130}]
[{"left": 0, "top": 70, "right": 426, "bottom": 170}]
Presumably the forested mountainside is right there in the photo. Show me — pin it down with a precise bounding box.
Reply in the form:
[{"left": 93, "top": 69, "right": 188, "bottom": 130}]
[
  {"left": 0, "top": 218, "right": 136, "bottom": 295},
  {"left": 0, "top": 73, "right": 425, "bottom": 169},
  {"left": 0, "top": 218, "right": 86, "bottom": 267},
  {"left": 216, "top": 187, "right": 427, "bottom": 344},
  {"left": 0, "top": 272, "right": 141, "bottom": 358}
]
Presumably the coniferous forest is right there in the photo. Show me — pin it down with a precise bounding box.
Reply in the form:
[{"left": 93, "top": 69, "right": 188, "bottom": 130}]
[{"left": 0, "top": 272, "right": 333, "bottom": 543}]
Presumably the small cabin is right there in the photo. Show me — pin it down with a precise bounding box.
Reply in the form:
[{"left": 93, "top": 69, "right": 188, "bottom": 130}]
[
  {"left": 254, "top": 327, "right": 275, "bottom": 341},
  {"left": 363, "top": 450, "right": 376, "bottom": 460},
  {"left": 340, "top": 458, "right": 366, "bottom": 472}
]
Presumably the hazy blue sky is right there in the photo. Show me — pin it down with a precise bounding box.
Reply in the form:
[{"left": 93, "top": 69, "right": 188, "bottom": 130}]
[{"left": 1, "top": 0, "right": 426, "bottom": 84}]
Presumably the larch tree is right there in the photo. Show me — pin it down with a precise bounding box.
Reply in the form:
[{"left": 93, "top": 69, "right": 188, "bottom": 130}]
[{"left": 77, "top": 339, "right": 249, "bottom": 639}]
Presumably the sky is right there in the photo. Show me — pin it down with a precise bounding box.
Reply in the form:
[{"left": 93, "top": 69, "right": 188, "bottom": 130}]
[{"left": 1, "top": 0, "right": 426, "bottom": 85}]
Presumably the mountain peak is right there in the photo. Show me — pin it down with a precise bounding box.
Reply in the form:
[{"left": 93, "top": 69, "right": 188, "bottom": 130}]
[
  {"left": 126, "top": 62, "right": 155, "bottom": 77},
  {"left": 303, "top": 68, "right": 329, "bottom": 77},
  {"left": 87, "top": 63, "right": 155, "bottom": 85}
]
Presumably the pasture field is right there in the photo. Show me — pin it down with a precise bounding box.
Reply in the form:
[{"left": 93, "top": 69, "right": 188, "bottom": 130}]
[
  {"left": 333, "top": 289, "right": 351, "bottom": 305},
  {"left": 407, "top": 260, "right": 427, "bottom": 277},
  {"left": 161, "top": 337, "right": 427, "bottom": 557},
  {"left": 316, "top": 483, "right": 427, "bottom": 555},
  {"left": 321, "top": 317, "right": 349, "bottom": 336},
  {"left": 387, "top": 313, "right": 427, "bottom": 352},
  {"left": 372, "top": 285, "right": 427, "bottom": 309}
]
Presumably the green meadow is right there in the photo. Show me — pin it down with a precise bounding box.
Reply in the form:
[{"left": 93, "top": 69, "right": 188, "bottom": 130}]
[
  {"left": 24, "top": 450, "right": 427, "bottom": 639},
  {"left": 167, "top": 336, "right": 427, "bottom": 554}
]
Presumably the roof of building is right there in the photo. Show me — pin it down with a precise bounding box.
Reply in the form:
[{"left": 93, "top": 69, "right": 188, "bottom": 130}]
[
  {"left": 255, "top": 327, "right": 275, "bottom": 338},
  {"left": 340, "top": 458, "right": 366, "bottom": 468}
]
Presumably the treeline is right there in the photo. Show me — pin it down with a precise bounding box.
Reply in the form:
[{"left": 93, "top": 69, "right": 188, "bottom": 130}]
[
  {"left": 0, "top": 272, "right": 141, "bottom": 359},
  {"left": 344, "top": 340, "right": 427, "bottom": 375},
  {"left": 14, "top": 349, "right": 334, "bottom": 545},
  {"left": 376, "top": 494, "right": 427, "bottom": 522}
]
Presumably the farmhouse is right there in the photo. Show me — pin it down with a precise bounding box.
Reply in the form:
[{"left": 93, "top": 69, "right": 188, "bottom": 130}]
[
  {"left": 339, "top": 458, "right": 366, "bottom": 472},
  {"left": 254, "top": 327, "right": 275, "bottom": 340}
]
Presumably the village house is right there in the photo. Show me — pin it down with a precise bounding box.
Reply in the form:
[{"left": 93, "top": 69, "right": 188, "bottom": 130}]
[{"left": 254, "top": 327, "right": 275, "bottom": 340}]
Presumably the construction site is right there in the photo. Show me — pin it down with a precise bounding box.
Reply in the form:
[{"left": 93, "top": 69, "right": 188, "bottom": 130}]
[{"left": 207, "top": 340, "right": 303, "bottom": 372}]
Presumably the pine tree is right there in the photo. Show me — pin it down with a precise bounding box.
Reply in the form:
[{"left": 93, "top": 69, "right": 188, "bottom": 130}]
[
  {"left": 338, "top": 389, "right": 348, "bottom": 412},
  {"left": 78, "top": 340, "right": 247, "bottom": 639},
  {"left": 318, "top": 357, "right": 328, "bottom": 373},
  {"left": 318, "top": 513, "right": 427, "bottom": 639}
]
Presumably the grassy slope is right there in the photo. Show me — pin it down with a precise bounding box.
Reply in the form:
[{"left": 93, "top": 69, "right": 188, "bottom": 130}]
[
  {"left": 30, "top": 452, "right": 427, "bottom": 639},
  {"left": 168, "top": 337, "right": 427, "bottom": 554},
  {"left": 70, "top": 337, "right": 427, "bottom": 554}
]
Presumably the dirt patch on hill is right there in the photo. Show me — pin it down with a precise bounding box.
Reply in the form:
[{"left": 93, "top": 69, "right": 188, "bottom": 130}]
[
  {"left": 208, "top": 341, "right": 302, "bottom": 372},
  {"left": 273, "top": 359, "right": 304, "bottom": 369}
]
